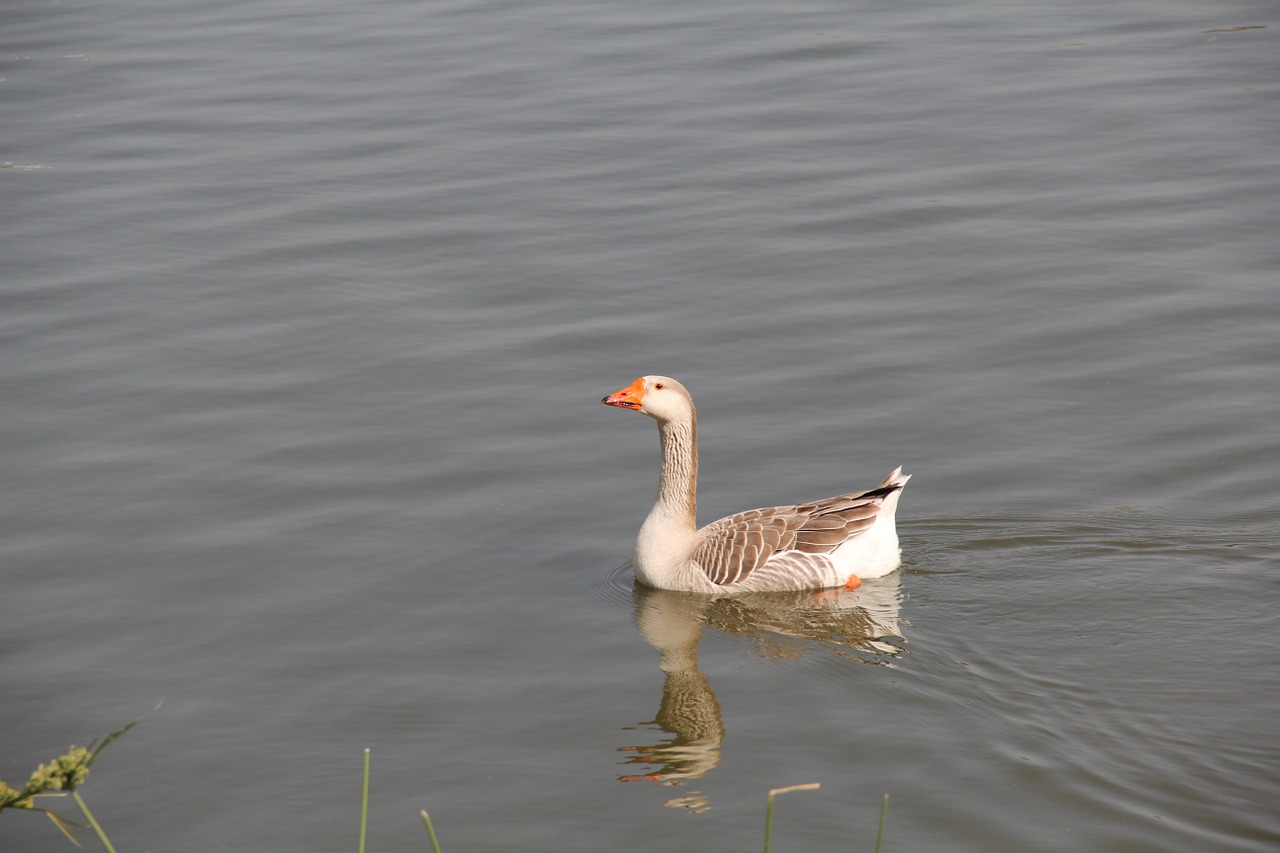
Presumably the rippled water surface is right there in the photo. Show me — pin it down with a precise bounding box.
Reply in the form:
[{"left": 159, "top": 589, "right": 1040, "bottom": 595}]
[{"left": 3, "top": 0, "right": 1277, "bottom": 850}]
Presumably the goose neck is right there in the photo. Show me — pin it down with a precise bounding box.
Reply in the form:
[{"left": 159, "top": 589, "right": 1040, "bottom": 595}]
[{"left": 655, "top": 416, "right": 698, "bottom": 528}]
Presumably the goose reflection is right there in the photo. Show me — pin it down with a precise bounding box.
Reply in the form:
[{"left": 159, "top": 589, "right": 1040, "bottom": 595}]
[{"left": 618, "top": 574, "right": 903, "bottom": 811}]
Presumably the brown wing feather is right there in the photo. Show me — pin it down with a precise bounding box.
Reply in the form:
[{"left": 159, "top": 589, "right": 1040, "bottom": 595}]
[
  {"left": 693, "top": 481, "right": 901, "bottom": 587},
  {"left": 693, "top": 508, "right": 806, "bottom": 586}
]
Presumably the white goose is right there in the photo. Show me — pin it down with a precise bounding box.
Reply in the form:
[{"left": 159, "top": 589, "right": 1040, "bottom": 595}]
[{"left": 602, "top": 376, "right": 909, "bottom": 593}]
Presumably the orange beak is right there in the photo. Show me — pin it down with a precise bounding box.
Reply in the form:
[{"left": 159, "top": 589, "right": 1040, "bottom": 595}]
[{"left": 602, "top": 377, "right": 645, "bottom": 411}]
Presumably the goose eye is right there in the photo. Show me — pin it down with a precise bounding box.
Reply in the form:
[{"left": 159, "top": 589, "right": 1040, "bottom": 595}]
[{"left": 654, "top": 383, "right": 664, "bottom": 389}]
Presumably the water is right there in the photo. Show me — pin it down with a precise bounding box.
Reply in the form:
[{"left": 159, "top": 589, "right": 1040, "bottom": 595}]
[{"left": 3, "top": 0, "right": 1277, "bottom": 850}]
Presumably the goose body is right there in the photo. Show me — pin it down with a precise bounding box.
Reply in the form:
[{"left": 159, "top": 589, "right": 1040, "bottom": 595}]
[{"left": 602, "top": 376, "right": 909, "bottom": 593}]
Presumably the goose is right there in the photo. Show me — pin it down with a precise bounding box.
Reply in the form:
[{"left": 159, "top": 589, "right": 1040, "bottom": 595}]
[{"left": 602, "top": 376, "right": 909, "bottom": 593}]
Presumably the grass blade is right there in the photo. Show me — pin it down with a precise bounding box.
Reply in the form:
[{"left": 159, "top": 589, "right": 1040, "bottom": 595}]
[
  {"left": 42, "top": 806, "right": 84, "bottom": 848},
  {"left": 763, "top": 783, "right": 820, "bottom": 853},
  {"left": 358, "top": 748, "right": 371, "bottom": 853},
  {"left": 421, "top": 809, "right": 444, "bottom": 853},
  {"left": 71, "top": 791, "right": 117, "bottom": 853},
  {"left": 874, "top": 793, "right": 889, "bottom": 853},
  {"left": 83, "top": 719, "right": 142, "bottom": 771}
]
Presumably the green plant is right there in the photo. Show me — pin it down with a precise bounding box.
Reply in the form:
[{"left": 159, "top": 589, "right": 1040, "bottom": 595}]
[
  {"left": 420, "top": 809, "right": 444, "bottom": 853},
  {"left": 875, "top": 793, "right": 889, "bottom": 853},
  {"left": 356, "top": 748, "right": 445, "bottom": 853},
  {"left": 6, "top": 730, "right": 886, "bottom": 853},
  {"left": 762, "top": 783, "right": 820, "bottom": 853},
  {"left": 0, "top": 714, "right": 146, "bottom": 849}
]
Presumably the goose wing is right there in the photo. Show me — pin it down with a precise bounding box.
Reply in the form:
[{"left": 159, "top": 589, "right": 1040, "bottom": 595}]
[{"left": 692, "top": 482, "right": 899, "bottom": 587}]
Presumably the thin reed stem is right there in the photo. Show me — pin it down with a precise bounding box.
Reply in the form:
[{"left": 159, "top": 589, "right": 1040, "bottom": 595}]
[
  {"left": 874, "top": 793, "right": 890, "bottom": 853},
  {"left": 358, "top": 748, "right": 371, "bottom": 853},
  {"left": 763, "top": 783, "right": 820, "bottom": 853},
  {"left": 72, "top": 791, "right": 118, "bottom": 853},
  {"left": 421, "top": 809, "right": 444, "bottom": 853}
]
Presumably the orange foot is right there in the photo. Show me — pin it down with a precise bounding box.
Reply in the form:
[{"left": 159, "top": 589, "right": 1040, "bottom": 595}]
[{"left": 844, "top": 574, "right": 862, "bottom": 591}]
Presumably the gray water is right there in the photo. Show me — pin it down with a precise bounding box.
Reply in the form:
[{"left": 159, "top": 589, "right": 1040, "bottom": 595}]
[{"left": 3, "top": 0, "right": 1277, "bottom": 850}]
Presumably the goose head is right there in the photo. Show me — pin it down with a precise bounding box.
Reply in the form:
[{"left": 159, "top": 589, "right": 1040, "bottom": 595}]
[{"left": 602, "top": 375, "right": 695, "bottom": 424}]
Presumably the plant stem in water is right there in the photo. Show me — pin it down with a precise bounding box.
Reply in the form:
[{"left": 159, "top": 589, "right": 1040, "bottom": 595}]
[
  {"left": 875, "top": 793, "right": 890, "bottom": 853},
  {"left": 763, "top": 783, "right": 820, "bottom": 853},
  {"left": 72, "top": 791, "right": 117, "bottom": 853},
  {"left": 358, "top": 748, "right": 371, "bottom": 853},
  {"left": 424, "top": 809, "right": 445, "bottom": 845}
]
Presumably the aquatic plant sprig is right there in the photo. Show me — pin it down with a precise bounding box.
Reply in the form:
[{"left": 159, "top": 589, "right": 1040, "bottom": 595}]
[
  {"left": 0, "top": 709, "right": 152, "bottom": 848},
  {"left": 875, "top": 793, "right": 890, "bottom": 853},
  {"left": 421, "top": 809, "right": 444, "bottom": 853},
  {"left": 762, "top": 782, "right": 821, "bottom": 853},
  {"left": 358, "top": 748, "right": 371, "bottom": 853},
  {"left": 358, "top": 748, "right": 447, "bottom": 853}
]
